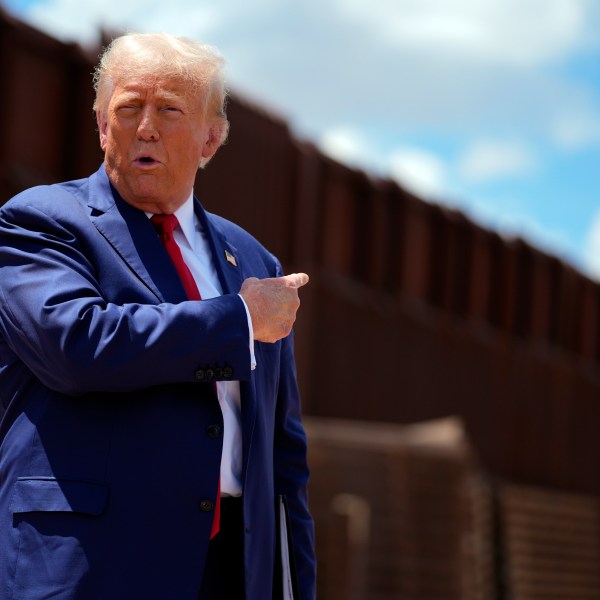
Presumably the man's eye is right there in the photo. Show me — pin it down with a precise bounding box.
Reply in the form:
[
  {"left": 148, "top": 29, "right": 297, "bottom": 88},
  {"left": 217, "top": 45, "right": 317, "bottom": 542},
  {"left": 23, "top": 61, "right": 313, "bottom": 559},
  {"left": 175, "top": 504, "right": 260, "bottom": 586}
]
[{"left": 117, "top": 106, "right": 138, "bottom": 115}]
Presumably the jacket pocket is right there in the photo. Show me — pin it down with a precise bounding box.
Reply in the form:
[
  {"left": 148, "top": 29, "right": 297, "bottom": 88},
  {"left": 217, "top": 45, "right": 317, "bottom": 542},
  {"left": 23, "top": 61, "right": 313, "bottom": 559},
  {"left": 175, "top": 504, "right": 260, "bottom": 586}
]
[{"left": 10, "top": 477, "right": 108, "bottom": 516}]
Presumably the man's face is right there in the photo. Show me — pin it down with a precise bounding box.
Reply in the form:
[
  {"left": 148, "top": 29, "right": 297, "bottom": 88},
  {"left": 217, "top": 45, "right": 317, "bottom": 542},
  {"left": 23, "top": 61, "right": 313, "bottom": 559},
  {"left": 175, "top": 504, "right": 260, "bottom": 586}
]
[{"left": 97, "top": 75, "right": 219, "bottom": 213}]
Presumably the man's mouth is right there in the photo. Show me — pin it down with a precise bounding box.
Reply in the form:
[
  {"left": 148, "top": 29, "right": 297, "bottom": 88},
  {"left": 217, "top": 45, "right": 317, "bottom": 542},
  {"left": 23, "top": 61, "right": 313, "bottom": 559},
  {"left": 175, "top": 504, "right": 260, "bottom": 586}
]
[{"left": 135, "top": 155, "right": 160, "bottom": 167}]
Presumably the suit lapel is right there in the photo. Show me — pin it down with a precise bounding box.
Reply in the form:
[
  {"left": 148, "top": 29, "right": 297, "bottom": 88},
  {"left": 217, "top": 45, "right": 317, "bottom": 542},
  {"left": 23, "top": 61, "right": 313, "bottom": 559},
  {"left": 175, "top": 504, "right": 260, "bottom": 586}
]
[
  {"left": 87, "top": 166, "right": 188, "bottom": 304},
  {"left": 193, "top": 198, "right": 244, "bottom": 295}
]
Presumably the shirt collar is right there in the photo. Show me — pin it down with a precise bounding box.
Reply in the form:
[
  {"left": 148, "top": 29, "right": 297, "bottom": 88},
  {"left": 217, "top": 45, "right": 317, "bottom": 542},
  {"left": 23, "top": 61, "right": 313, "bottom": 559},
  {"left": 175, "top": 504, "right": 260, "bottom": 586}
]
[{"left": 173, "top": 192, "right": 197, "bottom": 251}]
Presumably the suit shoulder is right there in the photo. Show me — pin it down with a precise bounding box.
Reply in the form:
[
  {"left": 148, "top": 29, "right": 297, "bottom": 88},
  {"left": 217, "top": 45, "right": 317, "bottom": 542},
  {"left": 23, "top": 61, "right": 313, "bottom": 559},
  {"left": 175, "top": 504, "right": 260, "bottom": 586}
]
[{"left": 1, "top": 177, "right": 91, "bottom": 219}]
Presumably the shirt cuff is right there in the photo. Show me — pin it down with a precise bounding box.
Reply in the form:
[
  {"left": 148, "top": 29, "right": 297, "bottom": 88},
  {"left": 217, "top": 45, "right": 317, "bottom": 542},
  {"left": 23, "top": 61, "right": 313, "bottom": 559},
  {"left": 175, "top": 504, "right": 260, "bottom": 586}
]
[{"left": 238, "top": 294, "right": 257, "bottom": 370}]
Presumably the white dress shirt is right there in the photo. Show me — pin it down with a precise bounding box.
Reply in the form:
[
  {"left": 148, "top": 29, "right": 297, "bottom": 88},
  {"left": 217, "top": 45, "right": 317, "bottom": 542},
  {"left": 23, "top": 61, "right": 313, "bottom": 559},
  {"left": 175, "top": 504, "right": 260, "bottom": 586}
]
[{"left": 149, "top": 194, "right": 255, "bottom": 497}]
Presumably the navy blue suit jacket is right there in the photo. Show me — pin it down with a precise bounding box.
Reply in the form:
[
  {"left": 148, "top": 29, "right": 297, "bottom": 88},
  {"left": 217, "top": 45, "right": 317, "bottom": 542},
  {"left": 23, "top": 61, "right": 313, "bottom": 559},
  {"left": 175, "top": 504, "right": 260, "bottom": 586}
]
[{"left": 0, "top": 166, "right": 315, "bottom": 599}]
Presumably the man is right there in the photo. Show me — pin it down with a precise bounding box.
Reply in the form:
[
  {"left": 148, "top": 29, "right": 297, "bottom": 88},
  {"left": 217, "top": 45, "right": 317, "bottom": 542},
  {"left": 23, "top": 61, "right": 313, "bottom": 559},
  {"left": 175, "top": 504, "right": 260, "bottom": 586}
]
[{"left": 0, "top": 32, "right": 315, "bottom": 600}]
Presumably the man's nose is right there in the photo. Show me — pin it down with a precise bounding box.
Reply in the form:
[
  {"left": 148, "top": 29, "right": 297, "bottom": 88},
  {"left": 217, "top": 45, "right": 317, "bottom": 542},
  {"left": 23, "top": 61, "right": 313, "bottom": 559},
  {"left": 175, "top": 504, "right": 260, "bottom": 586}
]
[{"left": 137, "top": 107, "right": 159, "bottom": 141}]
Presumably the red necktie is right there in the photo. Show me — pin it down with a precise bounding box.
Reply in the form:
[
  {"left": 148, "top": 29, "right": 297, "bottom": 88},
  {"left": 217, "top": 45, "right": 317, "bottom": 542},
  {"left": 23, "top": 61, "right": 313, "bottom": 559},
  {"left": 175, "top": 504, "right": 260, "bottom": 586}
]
[
  {"left": 151, "top": 214, "right": 221, "bottom": 539},
  {"left": 151, "top": 214, "right": 201, "bottom": 301}
]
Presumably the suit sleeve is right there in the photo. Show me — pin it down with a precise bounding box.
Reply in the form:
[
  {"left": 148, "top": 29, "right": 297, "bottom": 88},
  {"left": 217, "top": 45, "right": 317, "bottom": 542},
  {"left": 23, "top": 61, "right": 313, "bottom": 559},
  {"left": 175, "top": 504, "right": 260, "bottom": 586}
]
[{"left": 0, "top": 200, "right": 252, "bottom": 396}]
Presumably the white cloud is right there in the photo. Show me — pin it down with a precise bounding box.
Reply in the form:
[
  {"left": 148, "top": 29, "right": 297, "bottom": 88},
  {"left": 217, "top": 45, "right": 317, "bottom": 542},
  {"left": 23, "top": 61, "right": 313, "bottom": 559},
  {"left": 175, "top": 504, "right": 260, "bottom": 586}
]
[
  {"left": 319, "top": 127, "right": 375, "bottom": 170},
  {"left": 550, "top": 112, "right": 600, "bottom": 150},
  {"left": 388, "top": 148, "right": 449, "bottom": 199},
  {"left": 335, "top": 0, "right": 595, "bottom": 67},
  {"left": 458, "top": 140, "right": 538, "bottom": 183}
]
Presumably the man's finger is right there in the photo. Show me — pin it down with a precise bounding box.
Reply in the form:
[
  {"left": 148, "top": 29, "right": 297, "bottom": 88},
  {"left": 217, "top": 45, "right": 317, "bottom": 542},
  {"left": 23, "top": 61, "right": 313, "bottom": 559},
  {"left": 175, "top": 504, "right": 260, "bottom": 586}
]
[{"left": 283, "top": 273, "right": 310, "bottom": 288}]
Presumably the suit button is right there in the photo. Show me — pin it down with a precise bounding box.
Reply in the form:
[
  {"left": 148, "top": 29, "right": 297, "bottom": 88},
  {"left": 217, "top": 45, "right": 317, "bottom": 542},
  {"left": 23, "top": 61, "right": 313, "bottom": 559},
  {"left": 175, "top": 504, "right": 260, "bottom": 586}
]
[
  {"left": 199, "top": 500, "right": 214, "bottom": 512},
  {"left": 195, "top": 369, "right": 205, "bottom": 381},
  {"left": 214, "top": 367, "right": 223, "bottom": 378},
  {"left": 223, "top": 367, "right": 233, "bottom": 378},
  {"left": 205, "top": 368, "right": 214, "bottom": 380},
  {"left": 206, "top": 424, "right": 221, "bottom": 439}
]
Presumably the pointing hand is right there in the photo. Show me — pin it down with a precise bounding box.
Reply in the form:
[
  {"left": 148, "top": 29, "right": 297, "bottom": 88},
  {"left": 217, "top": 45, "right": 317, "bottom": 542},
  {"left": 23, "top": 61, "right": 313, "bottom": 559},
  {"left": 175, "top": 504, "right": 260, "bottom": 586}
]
[{"left": 240, "top": 273, "right": 309, "bottom": 343}]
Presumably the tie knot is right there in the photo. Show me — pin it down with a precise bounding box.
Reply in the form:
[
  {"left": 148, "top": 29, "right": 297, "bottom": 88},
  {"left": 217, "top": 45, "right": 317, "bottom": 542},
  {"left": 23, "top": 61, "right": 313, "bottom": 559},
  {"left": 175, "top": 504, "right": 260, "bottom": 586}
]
[{"left": 151, "top": 213, "right": 179, "bottom": 236}]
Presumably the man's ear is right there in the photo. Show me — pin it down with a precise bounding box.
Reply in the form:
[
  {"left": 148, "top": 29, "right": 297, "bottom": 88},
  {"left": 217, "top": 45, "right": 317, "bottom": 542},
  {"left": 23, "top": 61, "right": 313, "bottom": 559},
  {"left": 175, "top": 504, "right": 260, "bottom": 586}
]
[
  {"left": 97, "top": 111, "right": 108, "bottom": 151},
  {"left": 201, "top": 126, "right": 222, "bottom": 162}
]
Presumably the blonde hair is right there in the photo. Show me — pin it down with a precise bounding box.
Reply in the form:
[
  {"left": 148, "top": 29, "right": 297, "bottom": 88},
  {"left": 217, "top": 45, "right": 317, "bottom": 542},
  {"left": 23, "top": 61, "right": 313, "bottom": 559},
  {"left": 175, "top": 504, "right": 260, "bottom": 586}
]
[{"left": 93, "top": 32, "right": 229, "bottom": 149}]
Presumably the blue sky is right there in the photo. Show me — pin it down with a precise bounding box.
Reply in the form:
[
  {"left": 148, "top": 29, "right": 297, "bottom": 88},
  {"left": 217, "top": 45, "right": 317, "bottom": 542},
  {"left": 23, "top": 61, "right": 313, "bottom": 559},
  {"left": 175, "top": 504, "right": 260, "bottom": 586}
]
[{"left": 3, "top": 0, "right": 600, "bottom": 279}]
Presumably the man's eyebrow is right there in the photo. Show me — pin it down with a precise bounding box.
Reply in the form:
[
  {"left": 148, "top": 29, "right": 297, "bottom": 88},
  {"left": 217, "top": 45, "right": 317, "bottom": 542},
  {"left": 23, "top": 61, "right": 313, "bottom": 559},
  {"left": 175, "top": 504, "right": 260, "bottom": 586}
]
[
  {"left": 156, "top": 91, "right": 186, "bottom": 105},
  {"left": 114, "top": 91, "right": 142, "bottom": 103},
  {"left": 114, "top": 89, "right": 186, "bottom": 104}
]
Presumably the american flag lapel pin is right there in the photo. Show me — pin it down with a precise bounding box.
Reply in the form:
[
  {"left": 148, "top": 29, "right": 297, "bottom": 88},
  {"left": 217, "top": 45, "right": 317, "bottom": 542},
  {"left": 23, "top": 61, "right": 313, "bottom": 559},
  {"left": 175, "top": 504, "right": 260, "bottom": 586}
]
[{"left": 225, "top": 250, "right": 238, "bottom": 267}]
